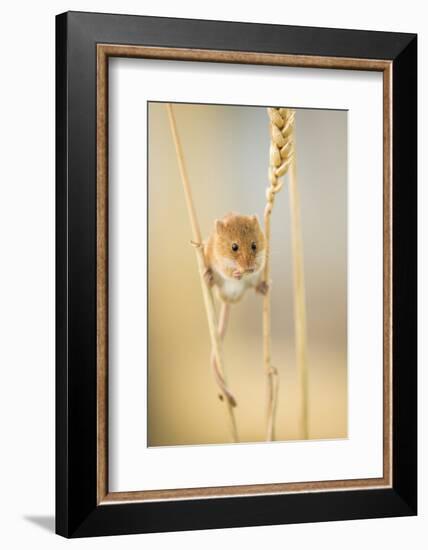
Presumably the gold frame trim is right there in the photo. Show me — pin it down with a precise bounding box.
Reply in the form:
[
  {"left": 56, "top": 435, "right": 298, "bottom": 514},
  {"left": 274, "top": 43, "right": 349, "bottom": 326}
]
[{"left": 96, "top": 44, "right": 393, "bottom": 505}]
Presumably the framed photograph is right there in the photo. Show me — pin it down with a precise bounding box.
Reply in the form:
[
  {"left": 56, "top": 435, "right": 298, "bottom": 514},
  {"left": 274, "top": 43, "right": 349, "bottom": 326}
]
[{"left": 56, "top": 11, "right": 417, "bottom": 537}]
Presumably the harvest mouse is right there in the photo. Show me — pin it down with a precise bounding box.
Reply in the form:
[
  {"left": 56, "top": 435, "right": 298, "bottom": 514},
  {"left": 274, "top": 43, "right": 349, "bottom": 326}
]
[
  {"left": 202, "top": 212, "right": 268, "bottom": 407},
  {"left": 203, "top": 212, "right": 268, "bottom": 303}
]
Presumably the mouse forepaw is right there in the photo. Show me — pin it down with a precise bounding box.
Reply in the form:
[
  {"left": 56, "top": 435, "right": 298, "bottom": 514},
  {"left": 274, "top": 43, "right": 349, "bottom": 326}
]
[
  {"left": 203, "top": 267, "right": 215, "bottom": 287},
  {"left": 256, "top": 280, "right": 269, "bottom": 295}
]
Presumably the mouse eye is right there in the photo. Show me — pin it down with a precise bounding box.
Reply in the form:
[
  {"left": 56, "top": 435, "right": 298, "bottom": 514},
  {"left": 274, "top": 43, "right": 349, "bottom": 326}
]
[
  {"left": 231, "top": 243, "right": 239, "bottom": 252},
  {"left": 251, "top": 242, "right": 257, "bottom": 251}
]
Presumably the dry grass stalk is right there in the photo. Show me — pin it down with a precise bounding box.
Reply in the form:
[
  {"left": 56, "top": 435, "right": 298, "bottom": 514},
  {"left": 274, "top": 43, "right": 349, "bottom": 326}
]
[
  {"left": 264, "top": 107, "right": 296, "bottom": 441},
  {"left": 166, "top": 103, "right": 239, "bottom": 443},
  {"left": 288, "top": 148, "right": 309, "bottom": 439}
]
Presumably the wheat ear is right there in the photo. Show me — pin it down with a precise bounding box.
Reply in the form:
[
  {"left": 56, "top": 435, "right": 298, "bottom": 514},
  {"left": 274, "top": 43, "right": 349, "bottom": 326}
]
[
  {"left": 266, "top": 107, "right": 309, "bottom": 440},
  {"left": 264, "top": 107, "right": 298, "bottom": 441},
  {"left": 166, "top": 103, "right": 239, "bottom": 443}
]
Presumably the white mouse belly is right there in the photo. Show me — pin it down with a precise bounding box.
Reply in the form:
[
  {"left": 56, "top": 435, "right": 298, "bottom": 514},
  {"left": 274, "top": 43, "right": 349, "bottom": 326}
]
[
  {"left": 216, "top": 271, "right": 260, "bottom": 303},
  {"left": 219, "top": 278, "right": 247, "bottom": 303}
]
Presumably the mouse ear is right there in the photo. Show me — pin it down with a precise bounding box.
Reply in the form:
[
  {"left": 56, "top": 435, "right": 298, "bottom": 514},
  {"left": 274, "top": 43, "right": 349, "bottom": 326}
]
[
  {"left": 251, "top": 214, "right": 260, "bottom": 226},
  {"left": 215, "top": 219, "right": 225, "bottom": 233}
]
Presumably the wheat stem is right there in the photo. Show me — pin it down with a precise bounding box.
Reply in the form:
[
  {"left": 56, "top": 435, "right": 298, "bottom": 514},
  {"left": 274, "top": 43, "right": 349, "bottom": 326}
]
[
  {"left": 263, "top": 207, "right": 280, "bottom": 441},
  {"left": 264, "top": 107, "right": 309, "bottom": 441},
  {"left": 264, "top": 107, "right": 295, "bottom": 440},
  {"left": 166, "top": 103, "right": 239, "bottom": 443}
]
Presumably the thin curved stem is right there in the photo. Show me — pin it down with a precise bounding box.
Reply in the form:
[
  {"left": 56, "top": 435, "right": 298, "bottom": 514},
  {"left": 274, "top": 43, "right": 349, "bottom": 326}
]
[{"left": 166, "top": 103, "right": 239, "bottom": 443}]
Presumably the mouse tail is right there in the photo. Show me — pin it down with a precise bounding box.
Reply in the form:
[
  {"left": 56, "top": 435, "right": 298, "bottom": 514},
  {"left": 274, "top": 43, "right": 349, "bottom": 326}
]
[{"left": 210, "top": 303, "right": 237, "bottom": 407}]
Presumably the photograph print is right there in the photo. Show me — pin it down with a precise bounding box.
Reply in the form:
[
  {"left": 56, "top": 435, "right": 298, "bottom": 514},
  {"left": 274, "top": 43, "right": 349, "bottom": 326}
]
[{"left": 147, "top": 101, "right": 348, "bottom": 447}]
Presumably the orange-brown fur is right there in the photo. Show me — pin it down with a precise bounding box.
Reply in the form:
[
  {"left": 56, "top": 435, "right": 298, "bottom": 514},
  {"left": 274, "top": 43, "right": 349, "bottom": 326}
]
[
  {"left": 204, "top": 213, "right": 267, "bottom": 303},
  {"left": 203, "top": 213, "right": 267, "bottom": 407}
]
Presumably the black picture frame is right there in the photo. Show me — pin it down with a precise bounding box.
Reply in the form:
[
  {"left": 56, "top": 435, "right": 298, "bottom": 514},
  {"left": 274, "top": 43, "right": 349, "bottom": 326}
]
[{"left": 56, "top": 11, "right": 417, "bottom": 538}]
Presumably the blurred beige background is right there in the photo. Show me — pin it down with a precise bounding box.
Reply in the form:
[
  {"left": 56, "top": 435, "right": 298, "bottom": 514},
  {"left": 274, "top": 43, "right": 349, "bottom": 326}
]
[{"left": 147, "top": 102, "right": 347, "bottom": 446}]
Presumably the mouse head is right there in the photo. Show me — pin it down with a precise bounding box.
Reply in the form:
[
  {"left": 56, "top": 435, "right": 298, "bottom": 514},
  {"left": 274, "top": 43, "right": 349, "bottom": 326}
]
[{"left": 214, "top": 213, "right": 266, "bottom": 280}]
